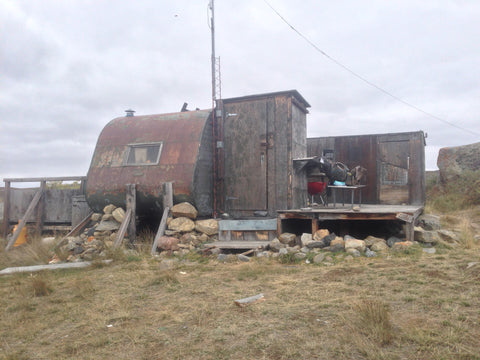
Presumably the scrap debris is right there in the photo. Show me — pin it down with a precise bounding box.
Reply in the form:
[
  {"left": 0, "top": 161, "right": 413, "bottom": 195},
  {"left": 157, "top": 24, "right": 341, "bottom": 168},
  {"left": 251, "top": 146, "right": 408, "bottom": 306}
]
[{"left": 234, "top": 293, "right": 265, "bottom": 307}]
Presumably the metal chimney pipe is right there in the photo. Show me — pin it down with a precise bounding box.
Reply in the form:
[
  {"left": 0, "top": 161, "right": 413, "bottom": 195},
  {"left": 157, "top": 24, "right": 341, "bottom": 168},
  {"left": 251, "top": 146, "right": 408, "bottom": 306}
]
[{"left": 125, "top": 109, "right": 135, "bottom": 117}]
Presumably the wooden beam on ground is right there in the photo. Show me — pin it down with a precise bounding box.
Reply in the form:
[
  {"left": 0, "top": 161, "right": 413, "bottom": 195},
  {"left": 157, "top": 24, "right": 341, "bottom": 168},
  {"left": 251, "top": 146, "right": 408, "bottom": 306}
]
[
  {"left": 234, "top": 293, "right": 265, "bottom": 307},
  {"left": 0, "top": 260, "right": 112, "bottom": 275},
  {"left": 151, "top": 206, "right": 170, "bottom": 255},
  {"left": 5, "top": 188, "right": 43, "bottom": 251},
  {"left": 54, "top": 211, "right": 94, "bottom": 250},
  {"left": 126, "top": 184, "right": 136, "bottom": 243},
  {"left": 113, "top": 208, "right": 132, "bottom": 249}
]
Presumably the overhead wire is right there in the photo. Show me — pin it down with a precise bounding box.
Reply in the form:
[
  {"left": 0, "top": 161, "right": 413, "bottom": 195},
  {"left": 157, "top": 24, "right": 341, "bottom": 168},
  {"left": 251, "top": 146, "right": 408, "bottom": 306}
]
[{"left": 263, "top": 0, "right": 480, "bottom": 137}]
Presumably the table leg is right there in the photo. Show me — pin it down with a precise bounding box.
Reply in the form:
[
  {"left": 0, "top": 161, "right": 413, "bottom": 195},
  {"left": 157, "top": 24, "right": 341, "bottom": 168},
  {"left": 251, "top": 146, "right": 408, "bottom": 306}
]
[{"left": 332, "top": 188, "right": 337, "bottom": 209}]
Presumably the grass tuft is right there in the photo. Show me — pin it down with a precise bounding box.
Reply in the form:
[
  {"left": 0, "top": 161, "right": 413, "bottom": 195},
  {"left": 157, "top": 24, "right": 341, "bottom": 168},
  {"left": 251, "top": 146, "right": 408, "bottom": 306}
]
[
  {"left": 354, "top": 298, "right": 394, "bottom": 346},
  {"left": 31, "top": 277, "right": 52, "bottom": 297}
]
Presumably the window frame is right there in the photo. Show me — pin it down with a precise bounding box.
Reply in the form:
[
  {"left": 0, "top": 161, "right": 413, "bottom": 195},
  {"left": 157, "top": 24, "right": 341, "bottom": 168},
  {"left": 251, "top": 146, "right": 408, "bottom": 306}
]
[{"left": 123, "top": 142, "right": 163, "bottom": 166}]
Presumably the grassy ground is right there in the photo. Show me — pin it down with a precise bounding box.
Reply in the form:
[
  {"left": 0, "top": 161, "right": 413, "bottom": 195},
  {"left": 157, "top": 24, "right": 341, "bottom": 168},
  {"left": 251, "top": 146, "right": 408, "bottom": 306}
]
[
  {"left": 1, "top": 234, "right": 480, "bottom": 360},
  {"left": 1, "top": 176, "right": 479, "bottom": 359}
]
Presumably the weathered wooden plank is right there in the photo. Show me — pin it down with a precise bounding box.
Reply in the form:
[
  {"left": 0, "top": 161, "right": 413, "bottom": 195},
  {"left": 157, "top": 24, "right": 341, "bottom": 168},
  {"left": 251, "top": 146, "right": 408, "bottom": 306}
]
[
  {"left": 234, "top": 293, "right": 265, "bottom": 307},
  {"left": 3, "top": 176, "right": 86, "bottom": 183},
  {"left": 34, "top": 181, "right": 46, "bottom": 238},
  {"left": 54, "top": 211, "right": 94, "bottom": 250},
  {"left": 151, "top": 206, "right": 170, "bottom": 255},
  {"left": 203, "top": 240, "right": 269, "bottom": 249},
  {"left": 162, "top": 182, "right": 173, "bottom": 208},
  {"left": 5, "top": 188, "right": 43, "bottom": 251},
  {"left": 0, "top": 260, "right": 112, "bottom": 275},
  {"left": 113, "top": 208, "right": 132, "bottom": 249},
  {"left": 2, "top": 181, "right": 10, "bottom": 240},
  {"left": 218, "top": 219, "right": 277, "bottom": 231}
]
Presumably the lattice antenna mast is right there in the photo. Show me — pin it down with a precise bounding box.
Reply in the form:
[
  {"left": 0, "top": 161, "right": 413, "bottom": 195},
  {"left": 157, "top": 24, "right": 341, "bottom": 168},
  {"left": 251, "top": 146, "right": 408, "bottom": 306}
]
[{"left": 209, "top": 0, "right": 221, "bottom": 102}]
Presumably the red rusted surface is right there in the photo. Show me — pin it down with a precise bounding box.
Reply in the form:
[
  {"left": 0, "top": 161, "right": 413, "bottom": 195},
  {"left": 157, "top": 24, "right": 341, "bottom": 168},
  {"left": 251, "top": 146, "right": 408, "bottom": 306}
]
[{"left": 86, "top": 110, "right": 213, "bottom": 215}]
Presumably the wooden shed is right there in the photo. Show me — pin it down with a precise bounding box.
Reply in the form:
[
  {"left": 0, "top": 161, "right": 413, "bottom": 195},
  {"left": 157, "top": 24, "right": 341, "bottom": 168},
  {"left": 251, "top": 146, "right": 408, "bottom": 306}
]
[
  {"left": 307, "top": 131, "right": 426, "bottom": 205},
  {"left": 217, "top": 90, "right": 311, "bottom": 217}
]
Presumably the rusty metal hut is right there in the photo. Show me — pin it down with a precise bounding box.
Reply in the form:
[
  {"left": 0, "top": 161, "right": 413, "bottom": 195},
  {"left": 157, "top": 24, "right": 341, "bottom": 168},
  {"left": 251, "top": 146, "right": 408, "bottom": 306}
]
[
  {"left": 86, "top": 90, "right": 311, "bottom": 225},
  {"left": 85, "top": 110, "right": 213, "bottom": 220}
]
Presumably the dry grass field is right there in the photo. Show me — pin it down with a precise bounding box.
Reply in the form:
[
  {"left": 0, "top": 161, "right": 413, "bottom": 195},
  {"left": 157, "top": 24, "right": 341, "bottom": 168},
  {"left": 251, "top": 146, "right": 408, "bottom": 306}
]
[{"left": 1, "top": 180, "right": 479, "bottom": 359}]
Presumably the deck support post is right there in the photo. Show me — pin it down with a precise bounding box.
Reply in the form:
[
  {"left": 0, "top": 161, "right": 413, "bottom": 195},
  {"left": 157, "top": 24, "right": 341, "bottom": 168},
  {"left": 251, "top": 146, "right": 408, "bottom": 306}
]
[
  {"left": 151, "top": 182, "right": 174, "bottom": 255},
  {"left": 2, "top": 181, "right": 11, "bottom": 240}
]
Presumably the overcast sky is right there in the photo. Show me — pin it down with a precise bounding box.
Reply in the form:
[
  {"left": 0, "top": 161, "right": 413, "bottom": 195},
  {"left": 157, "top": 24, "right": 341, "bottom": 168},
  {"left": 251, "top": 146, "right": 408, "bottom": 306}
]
[{"left": 1, "top": 0, "right": 479, "bottom": 184}]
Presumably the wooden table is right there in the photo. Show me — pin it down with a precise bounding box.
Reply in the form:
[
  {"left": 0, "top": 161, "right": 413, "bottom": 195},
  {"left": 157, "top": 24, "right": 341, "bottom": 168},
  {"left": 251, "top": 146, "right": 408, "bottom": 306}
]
[{"left": 328, "top": 185, "right": 366, "bottom": 209}]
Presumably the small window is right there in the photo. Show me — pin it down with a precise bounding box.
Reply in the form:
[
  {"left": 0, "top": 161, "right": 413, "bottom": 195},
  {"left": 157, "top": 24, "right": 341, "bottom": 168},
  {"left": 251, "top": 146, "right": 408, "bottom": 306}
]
[{"left": 125, "top": 142, "right": 162, "bottom": 166}]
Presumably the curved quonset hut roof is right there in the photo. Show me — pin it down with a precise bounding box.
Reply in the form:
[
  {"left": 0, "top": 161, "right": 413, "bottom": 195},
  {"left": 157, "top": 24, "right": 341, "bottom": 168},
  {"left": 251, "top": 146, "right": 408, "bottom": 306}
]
[{"left": 86, "top": 110, "right": 213, "bottom": 217}]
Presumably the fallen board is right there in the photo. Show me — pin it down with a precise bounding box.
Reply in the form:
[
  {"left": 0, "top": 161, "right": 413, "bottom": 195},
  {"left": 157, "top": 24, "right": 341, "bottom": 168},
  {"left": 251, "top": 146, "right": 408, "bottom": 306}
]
[{"left": 0, "top": 260, "right": 112, "bottom": 275}]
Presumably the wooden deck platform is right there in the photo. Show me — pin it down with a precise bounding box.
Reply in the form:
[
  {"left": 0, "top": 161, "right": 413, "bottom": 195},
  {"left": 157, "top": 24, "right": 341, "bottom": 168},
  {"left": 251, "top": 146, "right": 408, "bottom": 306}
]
[
  {"left": 278, "top": 204, "right": 424, "bottom": 241},
  {"left": 204, "top": 204, "right": 424, "bottom": 250}
]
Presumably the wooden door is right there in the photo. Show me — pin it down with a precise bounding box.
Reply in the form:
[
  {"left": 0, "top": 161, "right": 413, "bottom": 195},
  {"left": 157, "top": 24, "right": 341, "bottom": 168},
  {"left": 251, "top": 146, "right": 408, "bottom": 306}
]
[
  {"left": 223, "top": 101, "right": 268, "bottom": 212},
  {"left": 378, "top": 139, "right": 410, "bottom": 204}
]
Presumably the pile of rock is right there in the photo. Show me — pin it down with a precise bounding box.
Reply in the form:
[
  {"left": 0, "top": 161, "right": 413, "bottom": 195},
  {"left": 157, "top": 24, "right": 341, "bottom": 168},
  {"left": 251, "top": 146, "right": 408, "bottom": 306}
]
[
  {"left": 155, "top": 202, "right": 218, "bottom": 254},
  {"left": 265, "top": 229, "right": 416, "bottom": 264},
  {"left": 414, "top": 213, "right": 462, "bottom": 247},
  {"left": 235, "top": 213, "right": 449, "bottom": 264},
  {"left": 49, "top": 204, "right": 126, "bottom": 262},
  {"left": 50, "top": 202, "right": 219, "bottom": 262}
]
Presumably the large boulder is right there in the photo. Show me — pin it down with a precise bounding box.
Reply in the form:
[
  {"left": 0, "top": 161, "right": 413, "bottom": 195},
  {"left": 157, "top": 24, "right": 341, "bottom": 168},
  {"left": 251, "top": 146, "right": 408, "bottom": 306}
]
[
  {"left": 103, "top": 204, "right": 117, "bottom": 215},
  {"left": 112, "top": 207, "right": 125, "bottom": 223},
  {"left": 313, "top": 229, "right": 329, "bottom": 241},
  {"left": 364, "top": 236, "right": 386, "bottom": 248},
  {"left": 156, "top": 236, "right": 180, "bottom": 252},
  {"left": 279, "top": 233, "right": 297, "bottom": 246},
  {"left": 417, "top": 214, "right": 441, "bottom": 231},
  {"left": 195, "top": 219, "right": 218, "bottom": 236},
  {"left": 437, "top": 142, "right": 480, "bottom": 184},
  {"left": 345, "top": 238, "right": 366, "bottom": 253},
  {"left": 171, "top": 202, "right": 198, "bottom": 220},
  {"left": 414, "top": 227, "right": 439, "bottom": 244},
  {"left": 168, "top": 217, "right": 195, "bottom": 232},
  {"left": 96, "top": 220, "right": 121, "bottom": 231},
  {"left": 300, "top": 233, "right": 313, "bottom": 247}
]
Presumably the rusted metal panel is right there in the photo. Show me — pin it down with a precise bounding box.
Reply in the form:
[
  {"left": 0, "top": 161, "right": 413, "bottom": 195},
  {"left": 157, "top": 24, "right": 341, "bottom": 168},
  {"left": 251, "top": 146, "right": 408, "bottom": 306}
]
[
  {"left": 86, "top": 110, "right": 213, "bottom": 217},
  {"left": 307, "top": 131, "right": 425, "bottom": 205}
]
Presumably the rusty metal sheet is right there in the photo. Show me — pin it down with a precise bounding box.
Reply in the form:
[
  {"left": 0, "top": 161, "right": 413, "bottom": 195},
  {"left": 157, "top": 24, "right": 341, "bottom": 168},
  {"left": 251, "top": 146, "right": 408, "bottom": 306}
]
[{"left": 86, "top": 110, "right": 213, "bottom": 216}]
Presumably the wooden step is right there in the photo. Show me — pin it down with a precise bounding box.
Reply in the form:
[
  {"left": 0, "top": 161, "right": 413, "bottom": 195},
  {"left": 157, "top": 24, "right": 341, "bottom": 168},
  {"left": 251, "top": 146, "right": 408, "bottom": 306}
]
[{"left": 204, "top": 241, "right": 270, "bottom": 250}]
